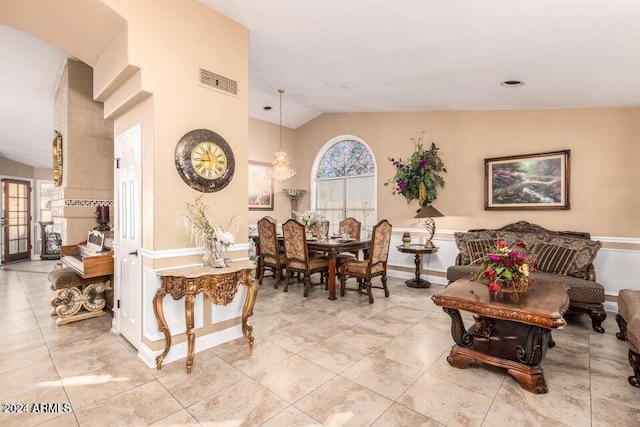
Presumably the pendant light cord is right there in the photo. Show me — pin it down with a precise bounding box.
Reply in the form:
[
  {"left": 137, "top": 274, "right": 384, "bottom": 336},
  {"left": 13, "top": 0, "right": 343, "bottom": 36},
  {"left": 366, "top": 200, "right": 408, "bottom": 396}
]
[{"left": 278, "top": 89, "right": 284, "bottom": 149}]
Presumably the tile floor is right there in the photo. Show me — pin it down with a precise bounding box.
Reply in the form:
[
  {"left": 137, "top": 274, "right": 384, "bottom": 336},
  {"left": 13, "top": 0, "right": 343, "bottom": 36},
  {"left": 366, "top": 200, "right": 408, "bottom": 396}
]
[{"left": 1, "top": 260, "right": 639, "bottom": 426}]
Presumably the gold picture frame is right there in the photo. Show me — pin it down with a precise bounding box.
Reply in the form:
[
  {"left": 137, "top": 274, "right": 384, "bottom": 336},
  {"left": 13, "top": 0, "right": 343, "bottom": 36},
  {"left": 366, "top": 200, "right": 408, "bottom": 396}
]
[
  {"left": 485, "top": 150, "right": 570, "bottom": 210},
  {"left": 248, "top": 161, "right": 274, "bottom": 210}
]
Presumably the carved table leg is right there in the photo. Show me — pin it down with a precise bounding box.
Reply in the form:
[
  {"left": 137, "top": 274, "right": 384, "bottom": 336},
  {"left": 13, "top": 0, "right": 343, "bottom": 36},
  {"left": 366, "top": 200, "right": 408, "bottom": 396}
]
[
  {"left": 447, "top": 346, "right": 476, "bottom": 369},
  {"left": 443, "top": 307, "right": 474, "bottom": 347},
  {"left": 241, "top": 272, "right": 257, "bottom": 348},
  {"left": 508, "top": 368, "right": 548, "bottom": 394},
  {"left": 153, "top": 287, "right": 171, "bottom": 370},
  {"left": 327, "top": 257, "right": 337, "bottom": 300},
  {"left": 185, "top": 288, "right": 196, "bottom": 374}
]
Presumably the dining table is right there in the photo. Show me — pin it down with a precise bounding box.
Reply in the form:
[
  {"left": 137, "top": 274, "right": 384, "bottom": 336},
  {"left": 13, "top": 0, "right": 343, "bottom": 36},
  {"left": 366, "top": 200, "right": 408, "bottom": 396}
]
[{"left": 251, "top": 235, "right": 370, "bottom": 300}]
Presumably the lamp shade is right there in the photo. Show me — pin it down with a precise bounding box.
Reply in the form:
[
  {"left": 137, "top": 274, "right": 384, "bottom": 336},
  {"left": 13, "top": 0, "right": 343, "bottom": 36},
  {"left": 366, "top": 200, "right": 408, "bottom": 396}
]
[{"left": 414, "top": 205, "right": 444, "bottom": 218}]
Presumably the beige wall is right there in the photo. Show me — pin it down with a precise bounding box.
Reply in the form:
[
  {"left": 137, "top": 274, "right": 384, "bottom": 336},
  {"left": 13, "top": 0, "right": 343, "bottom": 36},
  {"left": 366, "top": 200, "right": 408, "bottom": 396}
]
[
  {"left": 248, "top": 117, "right": 299, "bottom": 224},
  {"left": 294, "top": 108, "right": 640, "bottom": 238},
  {"left": 0, "top": 157, "right": 33, "bottom": 178}
]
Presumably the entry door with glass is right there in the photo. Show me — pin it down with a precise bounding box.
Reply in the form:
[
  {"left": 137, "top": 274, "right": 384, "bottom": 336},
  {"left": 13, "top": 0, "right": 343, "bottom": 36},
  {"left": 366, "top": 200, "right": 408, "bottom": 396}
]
[{"left": 1, "top": 179, "right": 32, "bottom": 264}]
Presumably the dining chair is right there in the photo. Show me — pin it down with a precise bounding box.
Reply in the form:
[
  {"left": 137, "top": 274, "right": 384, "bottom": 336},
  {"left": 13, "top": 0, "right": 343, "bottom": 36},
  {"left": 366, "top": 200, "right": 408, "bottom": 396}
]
[
  {"left": 339, "top": 217, "right": 362, "bottom": 259},
  {"left": 339, "top": 219, "right": 392, "bottom": 303},
  {"left": 257, "top": 216, "right": 286, "bottom": 288},
  {"left": 282, "top": 219, "right": 330, "bottom": 297}
]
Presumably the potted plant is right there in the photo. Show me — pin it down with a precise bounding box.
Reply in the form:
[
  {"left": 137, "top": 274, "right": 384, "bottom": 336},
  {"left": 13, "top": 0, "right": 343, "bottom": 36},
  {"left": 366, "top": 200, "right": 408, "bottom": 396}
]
[{"left": 385, "top": 131, "right": 447, "bottom": 208}]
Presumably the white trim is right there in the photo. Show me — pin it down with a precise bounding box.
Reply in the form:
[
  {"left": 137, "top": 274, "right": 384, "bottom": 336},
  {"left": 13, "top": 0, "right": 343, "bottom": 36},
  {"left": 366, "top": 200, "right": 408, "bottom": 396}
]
[
  {"left": 138, "top": 242, "right": 251, "bottom": 259},
  {"left": 392, "top": 226, "right": 640, "bottom": 245},
  {"left": 138, "top": 324, "right": 243, "bottom": 369}
]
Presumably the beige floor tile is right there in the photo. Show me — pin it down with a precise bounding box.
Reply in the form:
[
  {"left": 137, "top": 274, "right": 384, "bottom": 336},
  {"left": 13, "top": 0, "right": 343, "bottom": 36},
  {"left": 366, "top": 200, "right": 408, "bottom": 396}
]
[
  {"left": 264, "top": 323, "right": 333, "bottom": 353},
  {"left": 482, "top": 395, "right": 573, "bottom": 427},
  {"left": 590, "top": 366, "right": 640, "bottom": 410},
  {"left": 1, "top": 328, "right": 44, "bottom": 353},
  {"left": 0, "top": 342, "right": 52, "bottom": 375},
  {"left": 376, "top": 335, "right": 445, "bottom": 372},
  {"left": 343, "top": 353, "right": 423, "bottom": 400},
  {"left": 252, "top": 354, "right": 335, "bottom": 403},
  {"left": 74, "top": 380, "right": 182, "bottom": 426},
  {"left": 496, "top": 376, "right": 591, "bottom": 426},
  {"left": 217, "top": 338, "right": 293, "bottom": 375},
  {"left": 372, "top": 403, "right": 444, "bottom": 427},
  {"left": 37, "top": 413, "right": 79, "bottom": 427},
  {"left": 426, "top": 352, "right": 506, "bottom": 398},
  {"left": 397, "top": 373, "right": 493, "bottom": 427},
  {"left": 295, "top": 376, "right": 393, "bottom": 427},
  {"left": 298, "top": 335, "right": 371, "bottom": 374},
  {"left": 333, "top": 324, "right": 394, "bottom": 352},
  {"left": 187, "top": 378, "right": 288, "bottom": 425},
  {"left": 149, "top": 409, "right": 200, "bottom": 426},
  {"left": 157, "top": 355, "right": 246, "bottom": 406},
  {"left": 0, "top": 307, "right": 36, "bottom": 324},
  {"left": 591, "top": 396, "right": 640, "bottom": 426},
  {"left": 251, "top": 313, "right": 293, "bottom": 338},
  {"left": 0, "top": 358, "right": 60, "bottom": 401},
  {"left": 260, "top": 405, "right": 323, "bottom": 427},
  {"left": 398, "top": 318, "right": 453, "bottom": 347},
  {"left": 39, "top": 317, "right": 109, "bottom": 342},
  {"left": 62, "top": 358, "right": 156, "bottom": 409},
  {"left": 274, "top": 306, "right": 324, "bottom": 323},
  {"left": 51, "top": 340, "right": 134, "bottom": 378},
  {"left": 0, "top": 387, "right": 72, "bottom": 427},
  {"left": 47, "top": 328, "right": 120, "bottom": 358},
  {"left": 0, "top": 316, "right": 40, "bottom": 337}
]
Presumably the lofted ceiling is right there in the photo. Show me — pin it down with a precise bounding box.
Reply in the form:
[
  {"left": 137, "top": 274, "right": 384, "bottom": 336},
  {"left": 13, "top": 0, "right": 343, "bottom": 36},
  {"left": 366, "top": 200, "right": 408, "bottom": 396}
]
[{"left": 2, "top": 0, "right": 640, "bottom": 169}]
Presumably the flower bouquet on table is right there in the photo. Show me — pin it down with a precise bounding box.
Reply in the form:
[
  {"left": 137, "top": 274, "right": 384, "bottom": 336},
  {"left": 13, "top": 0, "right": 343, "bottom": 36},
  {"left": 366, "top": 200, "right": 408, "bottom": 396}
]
[
  {"left": 182, "top": 196, "right": 241, "bottom": 268},
  {"left": 472, "top": 239, "right": 536, "bottom": 293},
  {"left": 293, "top": 210, "right": 326, "bottom": 237}
]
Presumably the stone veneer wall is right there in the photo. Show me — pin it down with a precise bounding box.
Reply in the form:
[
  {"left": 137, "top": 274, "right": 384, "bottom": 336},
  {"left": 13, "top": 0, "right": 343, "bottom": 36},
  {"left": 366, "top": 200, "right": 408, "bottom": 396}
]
[{"left": 52, "top": 59, "right": 114, "bottom": 245}]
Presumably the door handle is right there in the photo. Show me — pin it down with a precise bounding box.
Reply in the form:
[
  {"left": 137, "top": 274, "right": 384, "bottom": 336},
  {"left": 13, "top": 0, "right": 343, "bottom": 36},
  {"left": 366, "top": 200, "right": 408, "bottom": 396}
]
[{"left": 128, "top": 250, "right": 138, "bottom": 256}]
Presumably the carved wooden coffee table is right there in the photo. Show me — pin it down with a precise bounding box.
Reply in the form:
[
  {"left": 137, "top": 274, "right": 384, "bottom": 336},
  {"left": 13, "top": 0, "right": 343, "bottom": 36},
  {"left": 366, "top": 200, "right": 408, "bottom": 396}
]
[{"left": 432, "top": 279, "right": 569, "bottom": 393}]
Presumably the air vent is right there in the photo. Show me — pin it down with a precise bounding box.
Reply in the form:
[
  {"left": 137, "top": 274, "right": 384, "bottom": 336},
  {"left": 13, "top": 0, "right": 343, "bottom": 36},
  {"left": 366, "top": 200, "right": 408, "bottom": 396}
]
[{"left": 199, "top": 68, "right": 237, "bottom": 95}]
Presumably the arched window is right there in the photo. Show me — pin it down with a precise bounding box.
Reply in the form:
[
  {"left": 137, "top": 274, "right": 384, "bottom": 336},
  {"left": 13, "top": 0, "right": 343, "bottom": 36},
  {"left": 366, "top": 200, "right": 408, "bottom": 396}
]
[{"left": 311, "top": 136, "right": 377, "bottom": 234}]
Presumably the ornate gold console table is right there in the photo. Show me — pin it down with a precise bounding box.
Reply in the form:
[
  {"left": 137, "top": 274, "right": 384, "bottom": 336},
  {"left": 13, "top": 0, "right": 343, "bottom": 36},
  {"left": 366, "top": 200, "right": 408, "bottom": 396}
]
[{"left": 154, "top": 260, "right": 257, "bottom": 373}]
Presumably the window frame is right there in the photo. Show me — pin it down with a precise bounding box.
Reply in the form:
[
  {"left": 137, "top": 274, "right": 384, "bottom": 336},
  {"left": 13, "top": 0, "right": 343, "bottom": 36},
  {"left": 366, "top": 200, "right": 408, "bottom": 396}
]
[{"left": 310, "top": 135, "right": 377, "bottom": 231}]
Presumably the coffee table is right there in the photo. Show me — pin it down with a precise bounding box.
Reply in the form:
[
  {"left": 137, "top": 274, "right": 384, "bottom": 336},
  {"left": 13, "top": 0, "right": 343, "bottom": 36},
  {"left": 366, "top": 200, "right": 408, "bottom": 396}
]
[{"left": 432, "top": 278, "right": 569, "bottom": 393}]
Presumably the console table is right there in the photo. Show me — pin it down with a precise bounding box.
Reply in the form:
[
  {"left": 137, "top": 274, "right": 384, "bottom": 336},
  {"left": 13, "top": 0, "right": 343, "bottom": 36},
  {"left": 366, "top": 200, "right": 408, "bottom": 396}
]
[
  {"left": 396, "top": 244, "right": 438, "bottom": 288},
  {"left": 432, "top": 279, "right": 569, "bottom": 393},
  {"left": 154, "top": 260, "right": 257, "bottom": 373}
]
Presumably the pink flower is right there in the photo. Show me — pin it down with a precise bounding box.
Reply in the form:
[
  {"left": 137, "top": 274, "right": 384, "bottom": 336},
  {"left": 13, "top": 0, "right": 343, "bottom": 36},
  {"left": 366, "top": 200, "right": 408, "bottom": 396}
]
[
  {"left": 488, "top": 282, "right": 500, "bottom": 292},
  {"left": 516, "top": 239, "right": 527, "bottom": 249},
  {"left": 496, "top": 239, "right": 507, "bottom": 248},
  {"left": 484, "top": 268, "right": 495, "bottom": 278}
]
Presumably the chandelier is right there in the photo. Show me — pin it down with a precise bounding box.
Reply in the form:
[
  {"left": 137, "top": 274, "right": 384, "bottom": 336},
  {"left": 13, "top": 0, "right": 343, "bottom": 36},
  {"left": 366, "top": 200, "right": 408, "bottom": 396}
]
[{"left": 269, "top": 89, "right": 296, "bottom": 182}]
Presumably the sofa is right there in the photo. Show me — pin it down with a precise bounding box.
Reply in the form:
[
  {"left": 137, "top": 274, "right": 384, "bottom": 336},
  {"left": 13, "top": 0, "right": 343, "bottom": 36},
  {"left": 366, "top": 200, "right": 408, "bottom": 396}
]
[
  {"left": 447, "top": 221, "right": 606, "bottom": 333},
  {"left": 615, "top": 289, "right": 640, "bottom": 387}
]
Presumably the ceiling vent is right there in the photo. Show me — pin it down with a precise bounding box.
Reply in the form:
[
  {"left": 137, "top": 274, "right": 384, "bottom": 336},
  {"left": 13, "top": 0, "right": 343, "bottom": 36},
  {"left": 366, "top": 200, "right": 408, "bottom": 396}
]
[{"left": 199, "top": 68, "right": 237, "bottom": 96}]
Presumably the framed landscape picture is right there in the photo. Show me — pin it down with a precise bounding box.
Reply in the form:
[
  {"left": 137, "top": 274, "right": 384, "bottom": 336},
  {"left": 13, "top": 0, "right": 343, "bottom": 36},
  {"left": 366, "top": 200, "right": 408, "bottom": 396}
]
[
  {"left": 484, "top": 150, "right": 570, "bottom": 210},
  {"left": 248, "top": 161, "right": 274, "bottom": 210}
]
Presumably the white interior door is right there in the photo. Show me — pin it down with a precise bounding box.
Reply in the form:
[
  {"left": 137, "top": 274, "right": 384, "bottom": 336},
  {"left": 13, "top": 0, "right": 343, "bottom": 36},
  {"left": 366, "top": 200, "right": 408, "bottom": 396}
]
[{"left": 114, "top": 124, "right": 142, "bottom": 348}]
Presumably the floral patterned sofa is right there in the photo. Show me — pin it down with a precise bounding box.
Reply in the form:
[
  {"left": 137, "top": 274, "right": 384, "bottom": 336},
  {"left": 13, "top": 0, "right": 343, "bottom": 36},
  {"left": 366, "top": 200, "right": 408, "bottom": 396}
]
[{"left": 446, "top": 221, "right": 606, "bottom": 333}]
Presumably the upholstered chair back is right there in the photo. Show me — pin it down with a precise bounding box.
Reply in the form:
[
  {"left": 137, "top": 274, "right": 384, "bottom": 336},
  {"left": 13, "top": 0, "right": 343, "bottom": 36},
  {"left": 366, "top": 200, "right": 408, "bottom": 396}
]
[
  {"left": 257, "top": 216, "right": 279, "bottom": 263},
  {"left": 282, "top": 219, "right": 308, "bottom": 264},
  {"left": 370, "top": 219, "right": 392, "bottom": 266},
  {"left": 339, "top": 217, "right": 361, "bottom": 240}
]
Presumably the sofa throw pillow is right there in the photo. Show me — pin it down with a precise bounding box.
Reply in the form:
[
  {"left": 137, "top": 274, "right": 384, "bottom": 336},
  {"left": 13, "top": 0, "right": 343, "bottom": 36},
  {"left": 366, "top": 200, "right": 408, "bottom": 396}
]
[
  {"left": 453, "top": 231, "right": 499, "bottom": 265},
  {"left": 466, "top": 239, "right": 495, "bottom": 264},
  {"left": 532, "top": 242, "right": 578, "bottom": 275},
  {"left": 545, "top": 237, "right": 602, "bottom": 279}
]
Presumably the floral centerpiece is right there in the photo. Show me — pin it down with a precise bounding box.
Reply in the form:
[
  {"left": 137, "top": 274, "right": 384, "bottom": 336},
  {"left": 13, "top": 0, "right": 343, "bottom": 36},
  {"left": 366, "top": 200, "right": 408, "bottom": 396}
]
[
  {"left": 182, "top": 196, "right": 241, "bottom": 267},
  {"left": 472, "top": 239, "right": 536, "bottom": 293},
  {"left": 384, "top": 131, "right": 447, "bottom": 207}
]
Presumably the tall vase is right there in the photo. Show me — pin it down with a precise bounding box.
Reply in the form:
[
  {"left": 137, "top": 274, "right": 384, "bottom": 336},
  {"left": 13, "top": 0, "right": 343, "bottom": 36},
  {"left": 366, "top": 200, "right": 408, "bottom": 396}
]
[{"left": 205, "top": 240, "right": 226, "bottom": 268}]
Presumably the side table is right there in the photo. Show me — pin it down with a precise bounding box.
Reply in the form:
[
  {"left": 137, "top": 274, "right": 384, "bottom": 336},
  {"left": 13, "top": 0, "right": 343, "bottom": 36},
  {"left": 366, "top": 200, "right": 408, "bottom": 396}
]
[{"left": 396, "top": 244, "right": 438, "bottom": 288}]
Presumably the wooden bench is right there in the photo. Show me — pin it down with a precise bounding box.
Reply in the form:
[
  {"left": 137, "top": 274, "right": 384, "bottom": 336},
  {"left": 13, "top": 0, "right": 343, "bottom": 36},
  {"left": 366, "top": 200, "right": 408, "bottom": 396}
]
[{"left": 48, "top": 267, "right": 109, "bottom": 325}]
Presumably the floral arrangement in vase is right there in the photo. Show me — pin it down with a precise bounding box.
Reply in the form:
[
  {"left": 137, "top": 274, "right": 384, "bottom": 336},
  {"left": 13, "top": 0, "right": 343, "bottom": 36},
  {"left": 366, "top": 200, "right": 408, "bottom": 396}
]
[
  {"left": 384, "top": 131, "right": 447, "bottom": 207},
  {"left": 472, "top": 239, "right": 536, "bottom": 293},
  {"left": 294, "top": 210, "right": 326, "bottom": 231},
  {"left": 182, "top": 196, "right": 241, "bottom": 267}
]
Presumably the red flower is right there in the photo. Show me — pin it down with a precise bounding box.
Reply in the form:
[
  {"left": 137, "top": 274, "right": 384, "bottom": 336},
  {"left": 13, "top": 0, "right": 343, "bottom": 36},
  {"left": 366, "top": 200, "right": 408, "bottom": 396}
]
[
  {"left": 516, "top": 239, "right": 527, "bottom": 249},
  {"left": 484, "top": 268, "right": 495, "bottom": 278},
  {"left": 488, "top": 282, "right": 500, "bottom": 292},
  {"left": 496, "top": 239, "right": 507, "bottom": 248}
]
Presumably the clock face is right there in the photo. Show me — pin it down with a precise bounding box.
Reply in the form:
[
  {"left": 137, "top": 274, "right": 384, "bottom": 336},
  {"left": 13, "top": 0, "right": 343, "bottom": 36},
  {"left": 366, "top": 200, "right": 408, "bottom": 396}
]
[
  {"left": 174, "top": 129, "right": 235, "bottom": 192},
  {"left": 190, "top": 142, "right": 228, "bottom": 179}
]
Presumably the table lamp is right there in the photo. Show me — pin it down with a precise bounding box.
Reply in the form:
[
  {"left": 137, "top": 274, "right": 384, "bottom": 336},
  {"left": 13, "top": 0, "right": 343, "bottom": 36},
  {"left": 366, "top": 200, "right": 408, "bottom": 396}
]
[{"left": 414, "top": 205, "right": 444, "bottom": 249}]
